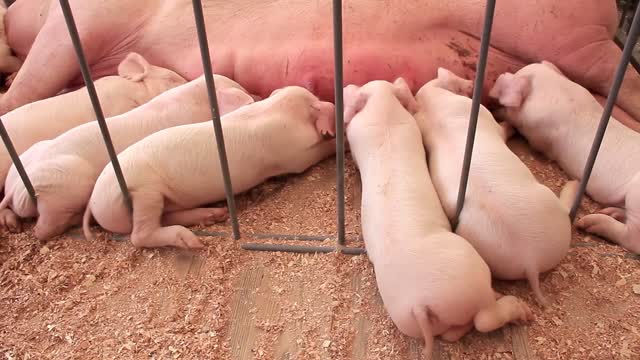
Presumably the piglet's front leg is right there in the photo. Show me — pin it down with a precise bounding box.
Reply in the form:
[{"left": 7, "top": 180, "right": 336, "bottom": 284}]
[
  {"left": 161, "top": 207, "right": 229, "bottom": 227},
  {"left": 576, "top": 173, "right": 640, "bottom": 254}
]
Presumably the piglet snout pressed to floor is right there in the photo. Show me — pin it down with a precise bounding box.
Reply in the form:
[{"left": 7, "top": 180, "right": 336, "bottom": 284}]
[
  {"left": 489, "top": 61, "right": 640, "bottom": 255},
  {"left": 344, "top": 77, "right": 533, "bottom": 358},
  {"left": 415, "top": 67, "right": 574, "bottom": 306},
  {"left": 83, "top": 85, "right": 337, "bottom": 249}
]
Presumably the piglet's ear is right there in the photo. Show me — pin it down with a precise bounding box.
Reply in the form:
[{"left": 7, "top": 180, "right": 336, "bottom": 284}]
[
  {"left": 489, "top": 73, "right": 531, "bottom": 108},
  {"left": 343, "top": 85, "right": 367, "bottom": 125},
  {"left": 392, "top": 77, "right": 418, "bottom": 114},
  {"left": 117, "top": 52, "right": 151, "bottom": 82}
]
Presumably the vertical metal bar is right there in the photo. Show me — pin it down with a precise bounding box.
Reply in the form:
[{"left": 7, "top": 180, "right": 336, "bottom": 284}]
[
  {"left": 332, "top": 0, "right": 346, "bottom": 245},
  {"left": 58, "top": 0, "right": 132, "bottom": 212},
  {"left": 191, "top": 0, "right": 240, "bottom": 240},
  {"left": 452, "top": 0, "right": 496, "bottom": 230},
  {"left": 569, "top": 3, "right": 640, "bottom": 221},
  {"left": 0, "top": 118, "right": 37, "bottom": 204}
]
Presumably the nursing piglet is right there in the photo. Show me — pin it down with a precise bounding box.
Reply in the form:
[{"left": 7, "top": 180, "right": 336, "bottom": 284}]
[
  {"left": 83, "top": 86, "right": 336, "bottom": 249},
  {"left": 0, "top": 74, "right": 254, "bottom": 238},
  {"left": 414, "top": 68, "right": 576, "bottom": 306},
  {"left": 0, "top": 0, "right": 21, "bottom": 79},
  {"left": 0, "top": 52, "right": 186, "bottom": 189},
  {"left": 345, "top": 78, "right": 533, "bottom": 357},
  {"left": 489, "top": 61, "right": 640, "bottom": 254}
]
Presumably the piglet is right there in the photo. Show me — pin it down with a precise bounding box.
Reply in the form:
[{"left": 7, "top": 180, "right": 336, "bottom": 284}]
[
  {"left": 414, "top": 68, "right": 576, "bottom": 306},
  {"left": 0, "top": 52, "right": 187, "bottom": 190},
  {"left": 345, "top": 78, "right": 533, "bottom": 358},
  {"left": 0, "top": 0, "right": 21, "bottom": 81},
  {"left": 489, "top": 61, "right": 640, "bottom": 254},
  {"left": 0, "top": 74, "right": 254, "bottom": 238},
  {"left": 82, "top": 86, "right": 336, "bottom": 248}
]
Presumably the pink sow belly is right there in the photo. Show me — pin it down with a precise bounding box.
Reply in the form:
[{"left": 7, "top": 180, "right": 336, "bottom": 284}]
[{"left": 229, "top": 29, "right": 525, "bottom": 101}]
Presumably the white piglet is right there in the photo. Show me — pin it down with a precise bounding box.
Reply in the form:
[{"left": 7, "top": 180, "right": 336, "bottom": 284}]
[
  {"left": 0, "top": 52, "right": 186, "bottom": 190},
  {"left": 490, "top": 61, "right": 640, "bottom": 254},
  {"left": 83, "top": 86, "right": 337, "bottom": 249},
  {"left": 414, "top": 68, "right": 577, "bottom": 306},
  {"left": 0, "top": 74, "right": 254, "bottom": 239},
  {"left": 344, "top": 78, "right": 533, "bottom": 358}
]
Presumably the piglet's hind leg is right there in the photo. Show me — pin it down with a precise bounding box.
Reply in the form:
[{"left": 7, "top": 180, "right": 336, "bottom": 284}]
[
  {"left": 130, "top": 191, "right": 203, "bottom": 249},
  {"left": 473, "top": 295, "right": 534, "bottom": 333}
]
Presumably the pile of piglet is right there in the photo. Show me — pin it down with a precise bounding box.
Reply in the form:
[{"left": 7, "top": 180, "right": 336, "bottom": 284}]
[{"left": 0, "top": 53, "right": 639, "bottom": 357}]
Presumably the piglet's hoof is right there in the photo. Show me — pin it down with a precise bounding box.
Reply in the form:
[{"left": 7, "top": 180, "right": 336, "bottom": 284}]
[
  {"left": 0, "top": 208, "right": 22, "bottom": 233},
  {"left": 598, "top": 207, "right": 626, "bottom": 222},
  {"left": 200, "top": 207, "right": 229, "bottom": 226},
  {"left": 4, "top": 72, "right": 16, "bottom": 88},
  {"left": 174, "top": 227, "right": 205, "bottom": 249}
]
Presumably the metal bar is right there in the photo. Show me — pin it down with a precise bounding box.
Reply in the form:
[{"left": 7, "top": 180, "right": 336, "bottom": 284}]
[
  {"left": 569, "top": 3, "right": 640, "bottom": 221},
  {"left": 332, "top": 0, "right": 346, "bottom": 245},
  {"left": 252, "top": 233, "right": 331, "bottom": 241},
  {"left": 614, "top": 34, "right": 640, "bottom": 74},
  {"left": 241, "top": 243, "right": 366, "bottom": 255},
  {"left": 0, "top": 118, "right": 36, "bottom": 204},
  {"left": 191, "top": 0, "right": 240, "bottom": 240},
  {"left": 58, "top": 0, "right": 132, "bottom": 212},
  {"left": 452, "top": 0, "right": 496, "bottom": 230}
]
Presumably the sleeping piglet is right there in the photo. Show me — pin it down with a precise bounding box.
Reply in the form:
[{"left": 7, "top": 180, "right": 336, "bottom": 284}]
[
  {"left": 489, "top": 61, "right": 640, "bottom": 254},
  {"left": 82, "top": 86, "right": 336, "bottom": 248},
  {"left": 0, "top": 52, "right": 187, "bottom": 190},
  {"left": 344, "top": 78, "right": 533, "bottom": 358},
  {"left": 0, "top": 73, "right": 255, "bottom": 238},
  {"left": 414, "top": 68, "right": 576, "bottom": 306}
]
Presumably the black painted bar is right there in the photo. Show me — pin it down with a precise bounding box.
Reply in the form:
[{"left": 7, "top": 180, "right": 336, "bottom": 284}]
[
  {"left": 332, "top": 0, "right": 346, "bottom": 246},
  {"left": 0, "top": 118, "right": 36, "bottom": 204},
  {"left": 452, "top": 0, "right": 497, "bottom": 229},
  {"left": 191, "top": 0, "right": 241, "bottom": 240},
  {"left": 58, "top": 0, "right": 132, "bottom": 212},
  {"left": 569, "top": 3, "right": 640, "bottom": 221}
]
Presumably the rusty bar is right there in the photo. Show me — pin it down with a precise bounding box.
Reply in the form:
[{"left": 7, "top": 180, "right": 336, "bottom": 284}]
[
  {"left": 191, "top": 0, "right": 241, "bottom": 240},
  {"left": 569, "top": 3, "right": 640, "bottom": 221},
  {"left": 452, "top": 0, "right": 496, "bottom": 230},
  {"left": 0, "top": 118, "right": 36, "bottom": 204},
  {"left": 59, "top": 0, "right": 132, "bottom": 212},
  {"left": 332, "top": 0, "right": 346, "bottom": 245}
]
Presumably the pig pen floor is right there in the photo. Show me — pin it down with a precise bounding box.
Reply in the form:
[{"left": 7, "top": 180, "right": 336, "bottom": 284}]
[{"left": 0, "top": 136, "right": 639, "bottom": 360}]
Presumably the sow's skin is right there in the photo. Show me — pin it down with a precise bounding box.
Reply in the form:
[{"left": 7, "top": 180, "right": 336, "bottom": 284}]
[
  {"left": 0, "top": 74, "right": 254, "bottom": 239},
  {"left": 0, "top": 52, "right": 187, "bottom": 190},
  {"left": 343, "top": 78, "right": 533, "bottom": 358},
  {"left": 414, "top": 68, "right": 577, "bottom": 306},
  {"left": 83, "top": 86, "right": 336, "bottom": 249},
  {"left": 490, "top": 61, "right": 640, "bottom": 255},
  {"left": 3, "top": 0, "right": 640, "bottom": 130}
]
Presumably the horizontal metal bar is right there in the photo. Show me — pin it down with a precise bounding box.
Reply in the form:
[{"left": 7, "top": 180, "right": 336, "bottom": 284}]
[
  {"left": 252, "top": 233, "right": 331, "bottom": 241},
  {"left": 191, "top": 0, "right": 241, "bottom": 241},
  {"left": 452, "top": 0, "right": 496, "bottom": 230},
  {"left": 0, "top": 118, "right": 37, "bottom": 205},
  {"left": 241, "top": 242, "right": 366, "bottom": 255},
  {"left": 569, "top": 3, "right": 640, "bottom": 221},
  {"left": 58, "top": 0, "right": 132, "bottom": 213}
]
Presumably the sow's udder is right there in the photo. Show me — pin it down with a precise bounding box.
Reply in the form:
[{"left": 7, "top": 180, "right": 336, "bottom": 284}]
[{"left": 230, "top": 30, "right": 500, "bottom": 102}]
